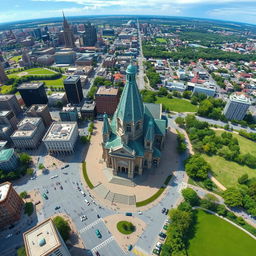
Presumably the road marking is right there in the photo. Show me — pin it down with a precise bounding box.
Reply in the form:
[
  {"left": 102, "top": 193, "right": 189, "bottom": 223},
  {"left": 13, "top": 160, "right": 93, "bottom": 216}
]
[
  {"left": 132, "top": 246, "right": 149, "bottom": 256},
  {"left": 79, "top": 218, "right": 103, "bottom": 234},
  {"left": 91, "top": 236, "right": 114, "bottom": 253}
]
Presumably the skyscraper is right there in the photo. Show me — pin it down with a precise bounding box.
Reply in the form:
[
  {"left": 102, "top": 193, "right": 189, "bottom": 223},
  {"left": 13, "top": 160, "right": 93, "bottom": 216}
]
[
  {"left": 62, "top": 12, "right": 75, "bottom": 48},
  {"left": 64, "top": 76, "right": 84, "bottom": 105},
  {"left": 0, "top": 64, "right": 8, "bottom": 84},
  {"left": 83, "top": 22, "right": 97, "bottom": 46}
]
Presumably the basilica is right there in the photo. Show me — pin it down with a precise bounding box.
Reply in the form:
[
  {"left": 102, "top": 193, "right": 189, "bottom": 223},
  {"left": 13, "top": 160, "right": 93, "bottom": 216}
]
[{"left": 102, "top": 62, "right": 167, "bottom": 179}]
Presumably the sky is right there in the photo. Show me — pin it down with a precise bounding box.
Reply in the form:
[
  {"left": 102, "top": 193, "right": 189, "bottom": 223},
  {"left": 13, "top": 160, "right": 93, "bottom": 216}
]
[{"left": 0, "top": 0, "right": 256, "bottom": 25}]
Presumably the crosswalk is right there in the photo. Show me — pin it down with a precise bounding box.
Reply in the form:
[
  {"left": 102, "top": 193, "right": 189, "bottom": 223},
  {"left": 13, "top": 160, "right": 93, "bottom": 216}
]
[
  {"left": 132, "top": 246, "right": 150, "bottom": 256},
  {"left": 79, "top": 218, "right": 103, "bottom": 234},
  {"left": 91, "top": 236, "right": 115, "bottom": 253}
]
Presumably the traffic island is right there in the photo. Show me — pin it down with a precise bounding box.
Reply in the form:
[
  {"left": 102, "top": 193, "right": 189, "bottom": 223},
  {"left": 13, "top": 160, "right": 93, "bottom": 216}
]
[{"left": 104, "top": 214, "right": 146, "bottom": 252}]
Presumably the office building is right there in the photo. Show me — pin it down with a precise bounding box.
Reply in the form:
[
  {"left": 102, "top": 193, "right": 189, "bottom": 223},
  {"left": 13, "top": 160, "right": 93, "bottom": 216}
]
[
  {"left": 224, "top": 93, "right": 251, "bottom": 121},
  {"left": 62, "top": 12, "right": 75, "bottom": 48},
  {"left": 48, "top": 93, "right": 67, "bottom": 107},
  {"left": 0, "top": 148, "right": 18, "bottom": 172},
  {"left": 59, "top": 105, "right": 78, "bottom": 121},
  {"left": 83, "top": 22, "right": 97, "bottom": 46},
  {"left": 54, "top": 50, "right": 76, "bottom": 65},
  {"left": 95, "top": 86, "right": 120, "bottom": 115},
  {"left": 0, "top": 95, "right": 22, "bottom": 116},
  {"left": 0, "top": 110, "right": 18, "bottom": 130},
  {"left": 64, "top": 76, "right": 83, "bottom": 105},
  {"left": 193, "top": 83, "right": 216, "bottom": 97},
  {"left": 0, "top": 64, "right": 8, "bottom": 84},
  {"left": 11, "top": 117, "right": 45, "bottom": 149},
  {"left": 0, "top": 182, "right": 24, "bottom": 229},
  {"left": 27, "top": 105, "right": 52, "bottom": 127},
  {"left": 18, "top": 82, "right": 48, "bottom": 107},
  {"left": 43, "top": 122, "right": 78, "bottom": 154},
  {"left": 0, "top": 125, "right": 13, "bottom": 142},
  {"left": 23, "top": 218, "right": 71, "bottom": 256},
  {"left": 80, "top": 101, "right": 96, "bottom": 120},
  {"left": 33, "top": 28, "right": 42, "bottom": 39}
]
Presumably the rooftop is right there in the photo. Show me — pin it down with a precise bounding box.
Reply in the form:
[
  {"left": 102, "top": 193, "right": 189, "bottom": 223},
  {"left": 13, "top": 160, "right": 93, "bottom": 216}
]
[
  {"left": 18, "top": 82, "right": 44, "bottom": 90},
  {"left": 96, "top": 86, "right": 119, "bottom": 96},
  {"left": 64, "top": 76, "right": 80, "bottom": 83},
  {"left": 0, "top": 148, "right": 14, "bottom": 162},
  {"left": 28, "top": 105, "right": 47, "bottom": 113},
  {"left": 230, "top": 93, "right": 251, "bottom": 104},
  {"left": 12, "top": 117, "right": 42, "bottom": 138},
  {"left": 0, "top": 110, "right": 11, "bottom": 117},
  {"left": 23, "top": 218, "right": 61, "bottom": 256},
  {"left": 0, "top": 182, "right": 10, "bottom": 202},
  {"left": 61, "top": 106, "right": 77, "bottom": 112},
  {"left": 43, "top": 122, "right": 77, "bottom": 141},
  {"left": 81, "top": 102, "right": 96, "bottom": 111},
  {"left": 0, "top": 95, "right": 15, "bottom": 101}
]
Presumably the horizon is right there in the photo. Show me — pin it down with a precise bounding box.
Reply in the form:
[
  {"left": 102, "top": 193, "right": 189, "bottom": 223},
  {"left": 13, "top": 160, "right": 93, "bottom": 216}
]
[{"left": 0, "top": 0, "right": 256, "bottom": 25}]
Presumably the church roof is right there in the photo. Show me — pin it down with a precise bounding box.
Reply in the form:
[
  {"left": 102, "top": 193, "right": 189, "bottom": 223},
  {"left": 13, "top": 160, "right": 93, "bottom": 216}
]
[
  {"left": 115, "top": 63, "right": 144, "bottom": 123},
  {"left": 102, "top": 114, "right": 112, "bottom": 135},
  {"left": 145, "top": 119, "right": 155, "bottom": 142}
]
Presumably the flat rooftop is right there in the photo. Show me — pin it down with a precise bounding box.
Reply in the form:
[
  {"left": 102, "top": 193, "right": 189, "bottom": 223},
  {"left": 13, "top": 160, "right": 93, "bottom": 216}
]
[
  {"left": 12, "top": 117, "right": 41, "bottom": 138},
  {"left": 230, "top": 93, "right": 251, "bottom": 104},
  {"left": 0, "top": 182, "right": 10, "bottom": 202},
  {"left": 0, "top": 95, "right": 15, "bottom": 101},
  {"left": 0, "top": 110, "right": 11, "bottom": 117},
  {"left": 61, "top": 106, "right": 77, "bottom": 112},
  {"left": 18, "top": 82, "right": 44, "bottom": 90},
  {"left": 81, "top": 102, "right": 96, "bottom": 111},
  {"left": 43, "top": 122, "right": 77, "bottom": 141},
  {"left": 28, "top": 105, "right": 47, "bottom": 113},
  {"left": 24, "top": 219, "right": 61, "bottom": 256},
  {"left": 64, "top": 76, "right": 80, "bottom": 83},
  {"left": 96, "top": 86, "right": 119, "bottom": 96}
]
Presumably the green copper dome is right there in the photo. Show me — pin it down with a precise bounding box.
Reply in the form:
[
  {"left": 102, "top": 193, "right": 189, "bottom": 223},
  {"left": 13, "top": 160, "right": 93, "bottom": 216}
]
[{"left": 126, "top": 63, "right": 137, "bottom": 74}]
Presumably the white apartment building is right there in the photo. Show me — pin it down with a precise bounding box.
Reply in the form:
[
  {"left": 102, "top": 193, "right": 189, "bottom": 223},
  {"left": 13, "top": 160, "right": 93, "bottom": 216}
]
[
  {"left": 23, "top": 218, "right": 71, "bottom": 256},
  {"left": 43, "top": 122, "right": 78, "bottom": 154},
  {"left": 11, "top": 117, "right": 45, "bottom": 149},
  {"left": 223, "top": 93, "right": 251, "bottom": 121}
]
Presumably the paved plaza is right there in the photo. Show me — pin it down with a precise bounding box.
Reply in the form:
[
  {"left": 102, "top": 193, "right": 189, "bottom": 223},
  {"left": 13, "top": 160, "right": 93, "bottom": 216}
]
[{"left": 85, "top": 121, "right": 180, "bottom": 210}]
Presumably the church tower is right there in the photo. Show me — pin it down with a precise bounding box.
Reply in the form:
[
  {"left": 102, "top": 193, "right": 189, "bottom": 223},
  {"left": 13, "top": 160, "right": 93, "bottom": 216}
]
[{"left": 62, "top": 12, "right": 75, "bottom": 48}]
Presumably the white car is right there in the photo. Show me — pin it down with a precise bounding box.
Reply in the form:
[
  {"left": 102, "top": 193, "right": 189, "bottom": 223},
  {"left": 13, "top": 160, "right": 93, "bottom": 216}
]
[
  {"left": 84, "top": 199, "right": 88, "bottom": 203},
  {"left": 81, "top": 191, "right": 85, "bottom": 195},
  {"left": 138, "top": 211, "right": 142, "bottom": 215},
  {"left": 156, "top": 242, "right": 162, "bottom": 249}
]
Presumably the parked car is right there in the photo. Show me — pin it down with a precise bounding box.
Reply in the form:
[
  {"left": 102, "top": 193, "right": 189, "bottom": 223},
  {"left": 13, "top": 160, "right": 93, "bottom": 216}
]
[
  {"left": 159, "top": 232, "right": 167, "bottom": 239},
  {"left": 55, "top": 206, "right": 61, "bottom": 210},
  {"left": 128, "top": 244, "right": 133, "bottom": 251},
  {"left": 95, "top": 229, "right": 102, "bottom": 238},
  {"left": 42, "top": 193, "right": 48, "bottom": 200},
  {"left": 165, "top": 209, "right": 169, "bottom": 215},
  {"left": 153, "top": 249, "right": 160, "bottom": 255},
  {"left": 138, "top": 211, "right": 142, "bottom": 215},
  {"left": 125, "top": 212, "right": 132, "bottom": 216},
  {"left": 97, "top": 214, "right": 100, "bottom": 218},
  {"left": 156, "top": 242, "right": 162, "bottom": 249},
  {"left": 161, "top": 208, "right": 166, "bottom": 214},
  {"left": 163, "top": 224, "right": 169, "bottom": 230}
]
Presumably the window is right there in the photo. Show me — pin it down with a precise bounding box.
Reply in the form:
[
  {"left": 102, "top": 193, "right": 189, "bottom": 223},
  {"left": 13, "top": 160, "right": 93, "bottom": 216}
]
[
  {"left": 146, "top": 142, "right": 150, "bottom": 147},
  {"left": 126, "top": 124, "right": 131, "bottom": 132},
  {"left": 136, "top": 122, "right": 140, "bottom": 130}
]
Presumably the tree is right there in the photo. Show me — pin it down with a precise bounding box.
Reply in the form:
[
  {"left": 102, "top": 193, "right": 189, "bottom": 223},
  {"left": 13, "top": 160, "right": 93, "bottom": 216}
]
[
  {"left": 53, "top": 216, "right": 71, "bottom": 241},
  {"left": 38, "top": 163, "right": 45, "bottom": 169},
  {"left": 19, "top": 153, "right": 31, "bottom": 165},
  {"left": 216, "top": 204, "right": 227, "bottom": 216},
  {"left": 17, "top": 246, "right": 26, "bottom": 256},
  {"left": 238, "top": 174, "right": 249, "bottom": 185},
  {"left": 26, "top": 168, "right": 34, "bottom": 176},
  {"left": 182, "top": 188, "right": 200, "bottom": 206},
  {"left": 223, "top": 188, "right": 243, "bottom": 207},
  {"left": 20, "top": 191, "right": 28, "bottom": 199},
  {"left": 175, "top": 117, "right": 185, "bottom": 128},
  {"left": 185, "top": 154, "right": 211, "bottom": 179},
  {"left": 203, "top": 178, "right": 214, "bottom": 191}
]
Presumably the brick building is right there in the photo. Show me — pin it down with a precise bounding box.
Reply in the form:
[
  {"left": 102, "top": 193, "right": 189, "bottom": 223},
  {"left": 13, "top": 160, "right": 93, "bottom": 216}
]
[
  {"left": 95, "top": 86, "right": 120, "bottom": 116},
  {"left": 0, "top": 181, "right": 24, "bottom": 228}
]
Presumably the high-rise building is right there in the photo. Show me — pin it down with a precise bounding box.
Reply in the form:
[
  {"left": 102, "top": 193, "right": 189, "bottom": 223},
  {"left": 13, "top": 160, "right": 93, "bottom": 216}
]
[
  {"left": 0, "top": 64, "right": 8, "bottom": 84},
  {"left": 0, "top": 110, "right": 18, "bottom": 130},
  {"left": 223, "top": 93, "right": 251, "bottom": 121},
  {"left": 64, "top": 76, "right": 83, "bottom": 105},
  {"left": 0, "top": 148, "right": 18, "bottom": 172},
  {"left": 0, "top": 182, "right": 24, "bottom": 229},
  {"left": 33, "top": 28, "right": 42, "bottom": 39},
  {"left": 83, "top": 22, "right": 97, "bottom": 46},
  {"left": 0, "top": 95, "right": 22, "bottom": 116},
  {"left": 18, "top": 82, "right": 48, "bottom": 107},
  {"left": 26, "top": 104, "right": 53, "bottom": 127},
  {"left": 23, "top": 218, "right": 71, "bottom": 256},
  {"left": 62, "top": 12, "right": 75, "bottom": 48}
]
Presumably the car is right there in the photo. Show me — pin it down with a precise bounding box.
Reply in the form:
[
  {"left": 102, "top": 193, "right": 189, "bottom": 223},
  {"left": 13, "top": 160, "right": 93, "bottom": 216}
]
[
  {"left": 46, "top": 190, "right": 49, "bottom": 194},
  {"left": 84, "top": 199, "right": 88, "bottom": 203},
  {"left": 163, "top": 225, "right": 169, "bottom": 230},
  {"left": 156, "top": 242, "right": 162, "bottom": 249},
  {"left": 125, "top": 212, "right": 132, "bottom": 216},
  {"left": 97, "top": 214, "right": 100, "bottom": 218},
  {"left": 6, "top": 234, "right": 13, "bottom": 238},
  {"left": 159, "top": 232, "right": 167, "bottom": 239},
  {"left": 128, "top": 244, "right": 133, "bottom": 251},
  {"left": 95, "top": 229, "right": 102, "bottom": 238},
  {"left": 95, "top": 251, "right": 100, "bottom": 256},
  {"left": 81, "top": 191, "right": 85, "bottom": 195},
  {"left": 165, "top": 209, "right": 169, "bottom": 215},
  {"left": 153, "top": 249, "right": 160, "bottom": 255},
  {"left": 42, "top": 193, "right": 48, "bottom": 200},
  {"left": 60, "top": 185, "right": 63, "bottom": 190},
  {"left": 65, "top": 164, "right": 69, "bottom": 168},
  {"left": 162, "top": 208, "right": 166, "bottom": 214},
  {"left": 80, "top": 215, "right": 87, "bottom": 222},
  {"left": 138, "top": 211, "right": 142, "bottom": 215},
  {"left": 55, "top": 206, "right": 61, "bottom": 210}
]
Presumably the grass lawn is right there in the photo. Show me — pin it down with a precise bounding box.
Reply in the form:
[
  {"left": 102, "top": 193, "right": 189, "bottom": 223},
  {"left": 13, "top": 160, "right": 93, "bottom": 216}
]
[
  {"left": 82, "top": 162, "right": 94, "bottom": 189},
  {"left": 215, "top": 130, "right": 256, "bottom": 155},
  {"left": 117, "top": 221, "right": 135, "bottom": 235},
  {"left": 155, "top": 97, "right": 198, "bottom": 113},
  {"left": 8, "top": 68, "right": 56, "bottom": 78},
  {"left": 0, "top": 85, "right": 14, "bottom": 94},
  {"left": 203, "top": 154, "right": 256, "bottom": 188},
  {"left": 10, "top": 55, "right": 21, "bottom": 62},
  {"left": 156, "top": 37, "right": 167, "bottom": 43},
  {"left": 37, "top": 76, "right": 66, "bottom": 87},
  {"left": 188, "top": 210, "right": 256, "bottom": 256}
]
